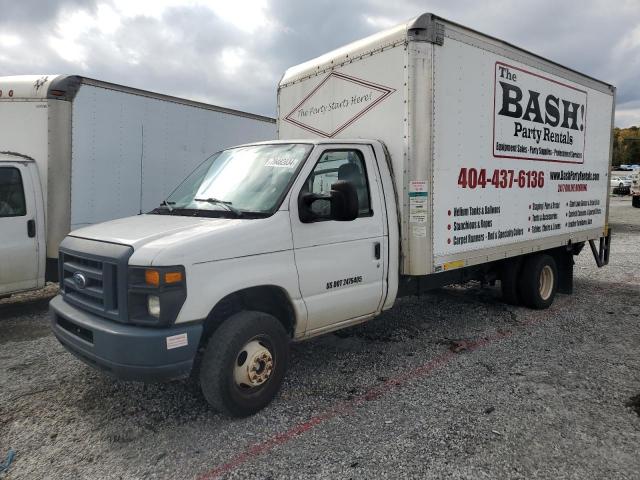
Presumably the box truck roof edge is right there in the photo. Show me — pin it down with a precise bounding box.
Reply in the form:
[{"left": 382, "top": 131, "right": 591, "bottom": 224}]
[
  {"left": 0, "top": 74, "right": 275, "bottom": 123},
  {"left": 280, "top": 13, "right": 615, "bottom": 94}
]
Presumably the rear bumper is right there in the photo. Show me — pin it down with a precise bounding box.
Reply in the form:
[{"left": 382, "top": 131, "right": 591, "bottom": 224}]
[{"left": 50, "top": 295, "right": 202, "bottom": 382}]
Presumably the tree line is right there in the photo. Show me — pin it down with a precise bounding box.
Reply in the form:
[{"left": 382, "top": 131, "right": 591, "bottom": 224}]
[{"left": 613, "top": 126, "right": 640, "bottom": 166}]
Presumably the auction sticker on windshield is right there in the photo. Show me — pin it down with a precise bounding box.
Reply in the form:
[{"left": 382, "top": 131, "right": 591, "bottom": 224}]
[{"left": 265, "top": 156, "right": 299, "bottom": 168}]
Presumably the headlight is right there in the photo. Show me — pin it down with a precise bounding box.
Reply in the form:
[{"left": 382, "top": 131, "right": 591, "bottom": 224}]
[
  {"left": 148, "top": 295, "right": 161, "bottom": 318},
  {"left": 128, "top": 266, "right": 187, "bottom": 326}
]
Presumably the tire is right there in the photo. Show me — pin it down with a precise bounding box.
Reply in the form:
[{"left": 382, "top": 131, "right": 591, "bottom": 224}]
[
  {"left": 633, "top": 196, "right": 640, "bottom": 208},
  {"left": 199, "top": 311, "right": 289, "bottom": 417},
  {"left": 500, "top": 258, "right": 522, "bottom": 305},
  {"left": 518, "top": 254, "right": 558, "bottom": 310}
]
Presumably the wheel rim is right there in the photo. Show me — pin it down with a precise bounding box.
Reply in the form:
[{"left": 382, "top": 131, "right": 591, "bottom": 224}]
[
  {"left": 538, "top": 265, "right": 554, "bottom": 301},
  {"left": 233, "top": 339, "right": 274, "bottom": 388}
]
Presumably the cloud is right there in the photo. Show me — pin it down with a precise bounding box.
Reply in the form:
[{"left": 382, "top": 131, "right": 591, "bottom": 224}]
[{"left": 0, "top": 0, "right": 638, "bottom": 127}]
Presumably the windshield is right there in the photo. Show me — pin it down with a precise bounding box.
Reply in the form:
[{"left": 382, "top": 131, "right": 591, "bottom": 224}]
[{"left": 156, "top": 143, "right": 312, "bottom": 217}]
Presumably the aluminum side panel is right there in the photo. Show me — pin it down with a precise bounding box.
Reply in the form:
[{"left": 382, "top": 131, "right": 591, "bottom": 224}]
[
  {"left": 430, "top": 36, "right": 613, "bottom": 270},
  {"left": 278, "top": 44, "right": 409, "bottom": 269},
  {"left": 70, "top": 85, "right": 276, "bottom": 230}
]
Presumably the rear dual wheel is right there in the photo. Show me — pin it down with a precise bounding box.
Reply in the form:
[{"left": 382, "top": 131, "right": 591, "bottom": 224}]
[{"left": 501, "top": 253, "right": 558, "bottom": 309}]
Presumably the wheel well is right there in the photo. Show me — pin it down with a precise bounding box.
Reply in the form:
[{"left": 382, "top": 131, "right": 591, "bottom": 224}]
[
  {"left": 200, "top": 286, "right": 296, "bottom": 345},
  {"left": 498, "top": 248, "right": 574, "bottom": 295}
]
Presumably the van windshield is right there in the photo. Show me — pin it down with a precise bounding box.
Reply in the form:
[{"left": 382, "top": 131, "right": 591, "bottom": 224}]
[{"left": 154, "top": 143, "right": 312, "bottom": 218}]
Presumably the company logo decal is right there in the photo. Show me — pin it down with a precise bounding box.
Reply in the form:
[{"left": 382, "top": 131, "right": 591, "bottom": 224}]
[
  {"left": 493, "top": 62, "right": 588, "bottom": 164},
  {"left": 72, "top": 272, "right": 87, "bottom": 290},
  {"left": 284, "top": 72, "right": 395, "bottom": 138}
]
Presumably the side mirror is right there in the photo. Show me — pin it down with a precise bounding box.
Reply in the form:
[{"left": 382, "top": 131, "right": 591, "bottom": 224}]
[
  {"left": 298, "top": 180, "right": 358, "bottom": 223},
  {"left": 329, "top": 180, "right": 358, "bottom": 221}
]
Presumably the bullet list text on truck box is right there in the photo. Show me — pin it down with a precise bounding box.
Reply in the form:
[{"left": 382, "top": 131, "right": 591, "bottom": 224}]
[{"left": 49, "top": 13, "right": 614, "bottom": 417}]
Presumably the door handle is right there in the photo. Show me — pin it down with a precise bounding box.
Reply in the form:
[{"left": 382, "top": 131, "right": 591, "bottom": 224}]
[
  {"left": 27, "top": 219, "right": 36, "bottom": 238},
  {"left": 374, "top": 241, "right": 381, "bottom": 260}
]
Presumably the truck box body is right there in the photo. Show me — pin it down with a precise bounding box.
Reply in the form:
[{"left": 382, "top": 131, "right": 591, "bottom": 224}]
[
  {"left": 278, "top": 14, "right": 615, "bottom": 275},
  {"left": 0, "top": 75, "right": 275, "bottom": 293}
]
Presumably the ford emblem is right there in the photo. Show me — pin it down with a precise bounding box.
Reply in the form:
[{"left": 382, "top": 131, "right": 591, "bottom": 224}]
[{"left": 72, "top": 272, "right": 87, "bottom": 290}]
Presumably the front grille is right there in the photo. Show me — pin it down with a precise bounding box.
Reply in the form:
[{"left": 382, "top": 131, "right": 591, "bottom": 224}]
[
  {"left": 61, "top": 252, "right": 118, "bottom": 318},
  {"left": 58, "top": 237, "right": 133, "bottom": 323}
]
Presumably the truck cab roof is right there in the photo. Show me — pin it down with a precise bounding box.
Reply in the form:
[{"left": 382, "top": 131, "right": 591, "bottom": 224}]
[
  {"left": 0, "top": 151, "right": 36, "bottom": 163},
  {"left": 235, "top": 139, "right": 381, "bottom": 148}
]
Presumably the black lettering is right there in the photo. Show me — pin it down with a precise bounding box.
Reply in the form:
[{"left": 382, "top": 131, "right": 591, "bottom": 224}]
[
  {"left": 522, "top": 90, "right": 543, "bottom": 123},
  {"left": 561, "top": 100, "right": 580, "bottom": 130},
  {"left": 498, "top": 82, "right": 523, "bottom": 118},
  {"left": 544, "top": 95, "right": 560, "bottom": 126},
  {"left": 514, "top": 121, "right": 523, "bottom": 137}
]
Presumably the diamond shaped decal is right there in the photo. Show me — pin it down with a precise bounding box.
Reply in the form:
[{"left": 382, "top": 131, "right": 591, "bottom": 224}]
[{"left": 284, "top": 72, "right": 396, "bottom": 138}]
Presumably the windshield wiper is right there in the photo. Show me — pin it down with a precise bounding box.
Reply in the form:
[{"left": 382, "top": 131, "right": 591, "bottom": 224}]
[
  {"left": 159, "top": 200, "right": 174, "bottom": 212},
  {"left": 194, "top": 198, "right": 242, "bottom": 217}
]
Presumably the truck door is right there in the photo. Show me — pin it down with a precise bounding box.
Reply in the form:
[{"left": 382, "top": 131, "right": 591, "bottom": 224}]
[
  {"left": 289, "top": 145, "right": 386, "bottom": 334},
  {"left": 0, "top": 163, "right": 40, "bottom": 294}
]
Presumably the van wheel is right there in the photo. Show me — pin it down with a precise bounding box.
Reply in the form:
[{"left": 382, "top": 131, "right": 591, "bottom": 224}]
[
  {"left": 633, "top": 196, "right": 640, "bottom": 208},
  {"left": 518, "top": 254, "right": 558, "bottom": 309},
  {"left": 500, "top": 258, "right": 522, "bottom": 305},
  {"left": 199, "top": 311, "right": 289, "bottom": 417}
]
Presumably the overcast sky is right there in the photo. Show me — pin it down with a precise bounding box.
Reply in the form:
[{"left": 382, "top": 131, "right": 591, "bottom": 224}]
[{"left": 0, "top": 0, "right": 638, "bottom": 127}]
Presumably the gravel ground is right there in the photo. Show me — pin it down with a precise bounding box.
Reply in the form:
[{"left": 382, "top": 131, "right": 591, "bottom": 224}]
[{"left": 1, "top": 196, "right": 639, "bottom": 479}]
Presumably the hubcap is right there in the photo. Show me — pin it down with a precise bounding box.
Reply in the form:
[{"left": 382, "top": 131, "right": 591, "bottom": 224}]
[
  {"left": 233, "top": 340, "right": 274, "bottom": 388},
  {"left": 539, "top": 265, "right": 554, "bottom": 301}
]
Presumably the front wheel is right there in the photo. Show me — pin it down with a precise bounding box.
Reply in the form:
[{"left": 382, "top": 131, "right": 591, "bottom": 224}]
[
  {"left": 632, "top": 196, "right": 640, "bottom": 208},
  {"left": 199, "top": 311, "right": 289, "bottom": 417},
  {"left": 518, "top": 254, "right": 558, "bottom": 309}
]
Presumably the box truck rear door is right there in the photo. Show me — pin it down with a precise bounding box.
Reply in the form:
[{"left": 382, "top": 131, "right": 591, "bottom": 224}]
[
  {"left": 289, "top": 145, "right": 385, "bottom": 334},
  {"left": 0, "top": 163, "right": 40, "bottom": 294}
]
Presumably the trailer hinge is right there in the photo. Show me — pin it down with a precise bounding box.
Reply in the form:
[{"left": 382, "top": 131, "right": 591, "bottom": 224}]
[{"left": 588, "top": 229, "right": 611, "bottom": 268}]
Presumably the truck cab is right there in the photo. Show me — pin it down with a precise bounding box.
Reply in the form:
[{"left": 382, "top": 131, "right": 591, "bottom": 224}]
[
  {"left": 50, "top": 140, "right": 398, "bottom": 416},
  {"left": 0, "top": 153, "right": 46, "bottom": 296}
]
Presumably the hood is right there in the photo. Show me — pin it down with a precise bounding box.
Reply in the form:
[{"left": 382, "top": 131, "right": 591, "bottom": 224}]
[{"left": 69, "top": 212, "right": 293, "bottom": 265}]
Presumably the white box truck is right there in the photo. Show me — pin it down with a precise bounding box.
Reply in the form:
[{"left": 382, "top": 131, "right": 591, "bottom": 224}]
[
  {"left": 50, "top": 14, "right": 614, "bottom": 416},
  {"left": 0, "top": 75, "right": 275, "bottom": 296}
]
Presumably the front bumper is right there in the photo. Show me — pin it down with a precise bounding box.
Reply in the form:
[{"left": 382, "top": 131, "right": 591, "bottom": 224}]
[{"left": 50, "top": 295, "right": 202, "bottom": 382}]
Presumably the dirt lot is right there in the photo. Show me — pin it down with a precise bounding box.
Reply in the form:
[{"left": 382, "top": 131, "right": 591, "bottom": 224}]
[{"left": 1, "top": 197, "right": 639, "bottom": 479}]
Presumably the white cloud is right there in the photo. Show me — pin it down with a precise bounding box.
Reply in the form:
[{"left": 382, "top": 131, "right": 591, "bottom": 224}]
[
  {"left": 110, "top": 0, "right": 272, "bottom": 32},
  {"left": 0, "top": 34, "right": 21, "bottom": 48},
  {"left": 615, "top": 108, "right": 640, "bottom": 128},
  {"left": 1, "top": 0, "right": 640, "bottom": 120},
  {"left": 364, "top": 15, "right": 396, "bottom": 29},
  {"left": 220, "top": 47, "right": 246, "bottom": 75}
]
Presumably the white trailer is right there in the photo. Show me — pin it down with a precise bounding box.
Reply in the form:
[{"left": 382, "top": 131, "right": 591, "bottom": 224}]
[
  {"left": 49, "top": 14, "right": 613, "bottom": 417},
  {"left": 0, "top": 75, "right": 275, "bottom": 295}
]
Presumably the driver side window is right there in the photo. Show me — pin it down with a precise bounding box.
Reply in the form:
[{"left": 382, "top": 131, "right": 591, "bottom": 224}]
[
  {"left": 0, "top": 167, "right": 26, "bottom": 218},
  {"left": 301, "top": 149, "right": 372, "bottom": 218}
]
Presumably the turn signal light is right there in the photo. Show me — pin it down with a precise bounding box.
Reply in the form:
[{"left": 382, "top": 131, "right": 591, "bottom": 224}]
[
  {"left": 145, "top": 269, "right": 160, "bottom": 287},
  {"left": 144, "top": 269, "right": 183, "bottom": 286},
  {"left": 164, "top": 271, "right": 183, "bottom": 284}
]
